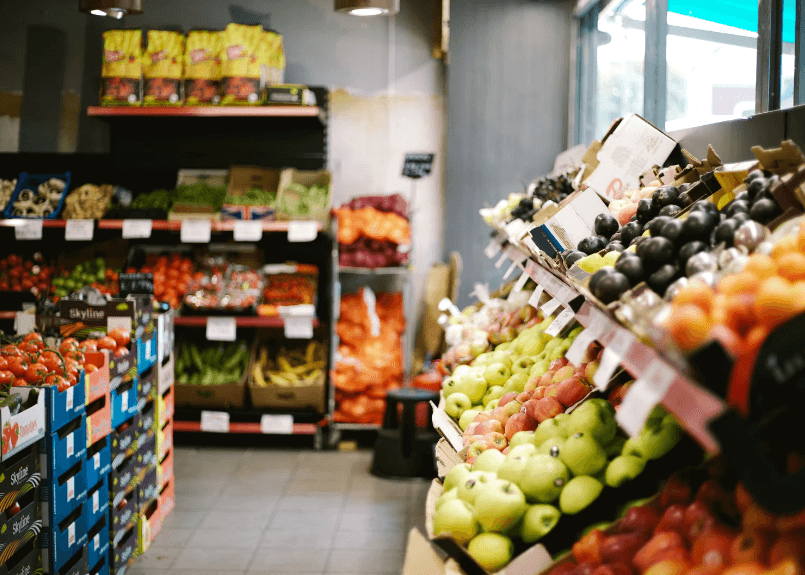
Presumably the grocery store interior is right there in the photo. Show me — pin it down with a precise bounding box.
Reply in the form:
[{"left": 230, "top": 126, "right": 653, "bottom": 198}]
[{"left": 1, "top": 0, "right": 805, "bottom": 574}]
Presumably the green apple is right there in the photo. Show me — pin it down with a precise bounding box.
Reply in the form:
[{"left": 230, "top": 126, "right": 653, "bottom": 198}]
[
  {"left": 502, "top": 373, "right": 528, "bottom": 394},
  {"left": 452, "top": 365, "right": 473, "bottom": 379},
  {"left": 486, "top": 399, "right": 500, "bottom": 411},
  {"left": 435, "top": 488, "right": 459, "bottom": 510},
  {"left": 624, "top": 421, "right": 681, "bottom": 460},
  {"left": 443, "top": 462, "right": 472, "bottom": 492},
  {"left": 519, "top": 454, "right": 570, "bottom": 503},
  {"left": 548, "top": 347, "right": 565, "bottom": 361},
  {"left": 536, "top": 436, "right": 566, "bottom": 457},
  {"left": 512, "top": 356, "right": 537, "bottom": 374},
  {"left": 530, "top": 360, "right": 551, "bottom": 379},
  {"left": 520, "top": 504, "right": 561, "bottom": 543},
  {"left": 433, "top": 499, "right": 480, "bottom": 544},
  {"left": 508, "top": 430, "right": 535, "bottom": 449},
  {"left": 490, "top": 351, "right": 514, "bottom": 369},
  {"left": 508, "top": 443, "right": 537, "bottom": 458},
  {"left": 566, "top": 401, "right": 617, "bottom": 445},
  {"left": 553, "top": 412, "right": 571, "bottom": 430},
  {"left": 455, "top": 371, "right": 488, "bottom": 404},
  {"left": 522, "top": 334, "right": 550, "bottom": 356},
  {"left": 544, "top": 338, "right": 562, "bottom": 353},
  {"left": 497, "top": 453, "right": 530, "bottom": 484},
  {"left": 605, "top": 455, "right": 646, "bottom": 487},
  {"left": 459, "top": 409, "right": 481, "bottom": 431},
  {"left": 532, "top": 418, "right": 568, "bottom": 446},
  {"left": 483, "top": 363, "right": 511, "bottom": 387},
  {"left": 603, "top": 436, "right": 626, "bottom": 458},
  {"left": 560, "top": 432, "right": 607, "bottom": 476},
  {"left": 467, "top": 533, "right": 514, "bottom": 572},
  {"left": 495, "top": 342, "right": 511, "bottom": 352},
  {"left": 568, "top": 326, "right": 584, "bottom": 339},
  {"left": 511, "top": 337, "right": 525, "bottom": 356},
  {"left": 560, "top": 475, "right": 603, "bottom": 514},
  {"left": 483, "top": 385, "right": 505, "bottom": 406},
  {"left": 473, "top": 353, "right": 496, "bottom": 368},
  {"left": 472, "top": 449, "right": 505, "bottom": 474},
  {"left": 457, "top": 471, "right": 496, "bottom": 505},
  {"left": 442, "top": 376, "right": 460, "bottom": 398},
  {"left": 445, "top": 393, "right": 472, "bottom": 419},
  {"left": 585, "top": 398, "right": 616, "bottom": 416},
  {"left": 474, "top": 480, "right": 528, "bottom": 533}
]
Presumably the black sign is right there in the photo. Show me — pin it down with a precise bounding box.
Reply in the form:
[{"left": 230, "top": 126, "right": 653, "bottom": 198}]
[
  {"left": 402, "top": 154, "right": 435, "bottom": 179},
  {"left": 118, "top": 273, "right": 154, "bottom": 297}
]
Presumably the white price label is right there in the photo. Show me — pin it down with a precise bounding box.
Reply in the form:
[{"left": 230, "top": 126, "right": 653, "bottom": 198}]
[
  {"left": 527, "top": 285, "right": 544, "bottom": 309},
  {"left": 616, "top": 361, "right": 677, "bottom": 436},
  {"left": 608, "top": 329, "right": 636, "bottom": 356},
  {"left": 181, "top": 219, "right": 211, "bottom": 243},
  {"left": 68, "top": 522, "right": 75, "bottom": 546},
  {"left": 15, "top": 220, "right": 42, "bottom": 241},
  {"left": 67, "top": 476, "right": 75, "bottom": 501},
  {"left": 107, "top": 317, "right": 133, "bottom": 334},
  {"left": 287, "top": 220, "right": 318, "bottom": 242},
  {"left": 65, "top": 386, "right": 74, "bottom": 411},
  {"left": 121, "top": 389, "right": 128, "bottom": 412},
  {"left": 93, "top": 490, "right": 99, "bottom": 513},
  {"left": 505, "top": 219, "right": 524, "bottom": 239},
  {"left": 206, "top": 317, "right": 237, "bottom": 342},
  {"left": 544, "top": 308, "right": 575, "bottom": 337},
  {"left": 260, "top": 414, "right": 293, "bottom": 434},
  {"left": 284, "top": 316, "right": 314, "bottom": 339},
  {"left": 494, "top": 251, "right": 509, "bottom": 269},
  {"left": 593, "top": 347, "right": 622, "bottom": 391},
  {"left": 511, "top": 263, "right": 533, "bottom": 294},
  {"left": 94, "top": 534, "right": 99, "bottom": 550},
  {"left": 430, "top": 402, "right": 464, "bottom": 452},
  {"left": 484, "top": 240, "right": 502, "bottom": 259},
  {"left": 93, "top": 452, "right": 100, "bottom": 469},
  {"left": 66, "top": 432, "right": 74, "bottom": 458},
  {"left": 65, "top": 219, "right": 94, "bottom": 241},
  {"left": 14, "top": 312, "right": 35, "bottom": 335},
  {"left": 502, "top": 260, "right": 520, "bottom": 281},
  {"left": 121, "top": 219, "right": 152, "bottom": 239},
  {"left": 540, "top": 298, "right": 562, "bottom": 317},
  {"left": 565, "top": 328, "right": 598, "bottom": 366},
  {"left": 233, "top": 220, "right": 263, "bottom": 242},
  {"left": 200, "top": 410, "right": 230, "bottom": 433}
]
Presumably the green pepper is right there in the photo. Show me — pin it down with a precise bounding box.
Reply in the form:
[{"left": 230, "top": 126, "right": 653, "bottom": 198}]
[
  {"left": 223, "top": 349, "right": 243, "bottom": 371},
  {"left": 189, "top": 373, "right": 200, "bottom": 386},
  {"left": 190, "top": 345, "right": 204, "bottom": 372},
  {"left": 177, "top": 373, "right": 189, "bottom": 384},
  {"left": 200, "top": 369, "right": 215, "bottom": 386}
]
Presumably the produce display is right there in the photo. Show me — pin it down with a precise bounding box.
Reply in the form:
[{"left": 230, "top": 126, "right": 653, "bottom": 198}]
[
  {"left": 62, "top": 183, "right": 116, "bottom": 219},
  {"left": 175, "top": 341, "right": 250, "bottom": 385},
  {"left": 0, "top": 253, "right": 54, "bottom": 296},
  {"left": 8, "top": 177, "right": 66, "bottom": 218},
  {"left": 336, "top": 195, "right": 411, "bottom": 268},
  {"left": 258, "top": 263, "right": 317, "bottom": 316},
  {"left": 129, "top": 188, "right": 172, "bottom": 213},
  {"left": 50, "top": 257, "right": 119, "bottom": 300},
  {"left": 0, "top": 179, "right": 16, "bottom": 211},
  {"left": 223, "top": 188, "right": 277, "bottom": 208},
  {"left": 279, "top": 182, "right": 330, "bottom": 219},
  {"left": 252, "top": 340, "right": 325, "bottom": 387},
  {"left": 481, "top": 173, "right": 576, "bottom": 229},
  {"left": 183, "top": 264, "right": 262, "bottom": 313},
  {"left": 130, "top": 252, "right": 194, "bottom": 309}
]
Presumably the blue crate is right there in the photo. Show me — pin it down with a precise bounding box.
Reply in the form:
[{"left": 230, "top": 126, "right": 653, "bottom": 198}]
[
  {"left": 136, "top": 334, "right": 157, "bottom": 376},
  {"left": 86, "top": 437, "right": 111, "bottom": 490},
  {"left": 40, "top": 459, "right": 87, "bottom": 527},
  {"left": 40, "top": 503, "right": 87, "bottom": 574},
  {"left": 89, "top": 553, "right": 109, "bottom": 575},
  {"left": 35, "top": 376, "right": 86, "bottom": 435},
  {"left": 86, "top": 474, "right": 109, "bottom": 530},
  {"left": 87, "top": 514, "right": 109, "bottom": 571},
  {"left": 40, "top": 414, "right": 87, "bottom": 480},
  {"left": 110, "top": 380, "right": 138, "bottom": 429},
  {"left": 4, "top": 172, "right": 70, "bottom": 219}
]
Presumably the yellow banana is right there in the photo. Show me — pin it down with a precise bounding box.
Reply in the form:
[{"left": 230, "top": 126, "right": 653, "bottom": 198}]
[{"left": 252, "top": 365, "right": 267, "bottom": 387}]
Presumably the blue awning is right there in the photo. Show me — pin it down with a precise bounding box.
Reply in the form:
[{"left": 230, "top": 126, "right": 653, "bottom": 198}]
[{"left": 667, "top": 0, "right": 795, "bottom": 44}]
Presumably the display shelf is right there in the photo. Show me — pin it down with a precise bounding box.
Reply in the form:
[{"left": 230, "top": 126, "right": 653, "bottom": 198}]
[
  {"left": 338, "top": 266, "right": 410, "bottom": 275},
  {"left": 0, "top": 219, "right": 324, "bottom": 232},
  {"left": 173, "top": 315, "right": 320, "bottom": 329},
  {"left": 173, "top": 420, "right": 320, "bottom": 434},
  {"left": 330, "top": 422, "right": 381, "bottom": 430},
  {"left": 173, "top": 407, "right": 326, "bottom": 437},
  {"left": 0, "top": 312, "right": 16, "bottom": 320},
  {"left": 87, "top": 105, "right": 325, "bottom": 122}
]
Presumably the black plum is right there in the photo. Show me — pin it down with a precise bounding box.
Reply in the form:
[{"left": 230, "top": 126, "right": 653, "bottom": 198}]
[{"left": 594, "top": 213, "right": 620, "bottom": 238}]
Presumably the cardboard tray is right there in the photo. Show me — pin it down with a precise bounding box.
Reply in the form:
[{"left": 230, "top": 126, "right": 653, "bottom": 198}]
[
  {"left": 40, "top": 414, "right": 86, "bottom": 480},
  {"left": 0, "top": 539, "right": 44, "bottom": 575},
  {"left": 174, "top": 373, "right": 247, "bottom": 410},
  {"left": 109, "top": 525, "right": 136, "bottom": 575},
  {"left": 40, "top": 458, "right": 86, "bottom": 527},
  {"left": 86, "top": 436, "right": 111, "bottom": 491},
  {"left": 0, "top": 446, "right": 40, "bottom": 515},
  {"left": 156, "top": 386, "right": 174, "bottom": 429},
  {"left": 85, "top": 389, "right": 112, "bottom": 449},
  {"left": 157, "top": 447, "right": 173, "bottom": 490},
  {"left": 35, "top": 376, "right": 86, "bottom": 435},
  {"left": 110, "top": 378, "right": 139, "bottom": 429},
  {"left": 109, "top": 491, "right": 137, "bottom": 546},
  {"left": 1, "top": 388, "right": 46, "bottom": 462},
  {"left": 86, "top": 474, "right": 109, "bottom": 531},
  {"left": 0, "top": 492, "right": 41, "bottom": 559},
  {"left": 157, "top": 477, "right": 174, "bottom": 526},
  {"left": 156, "top": 352, "right": 174, "bottom": 396},
  {"left": 136, "top": 468, "right": 158, "bottom": 513},
  {"left": 136, "top": 496, "right": 162, "bottom": 555},
  {"left": 157, "top": 420, "right": 173, "bottom": 462},
  {"left": 110, "top": 415, "right": 140, "bottom": 472},
  {"left": 84, "top": 351, "right": 111, "bottom": 406},
  {"left": 87, "top": 515, "right": 109, "bottom": 575},
  {"left": 156, "top": 311, "right": 175, "bottom": 365},
  {"left": 276, "top": 168, "right": 332, "bottom": 225},
  {"left": 40, "top": 503, "right": 87, "bottom": 574},
  {"left": 89, "top": 551, "right": 108, "bottom": 575},
  {"left": 109, "top": 454, "right": 136, "bottom": 512}
]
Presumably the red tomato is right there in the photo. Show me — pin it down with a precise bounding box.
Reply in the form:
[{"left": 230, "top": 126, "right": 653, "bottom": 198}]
[
  {"left": 60, "top": 338, "right": 79, "bottom": 352},
  {"left": 24, "top": 362, "right": 47, "bottom": 383},
  {"left": 23, "top": 333, "right": 43, "bottom": 344},
  {"left": 84, "top": 363, "right": 98, "bottom": 374},
  {"left": 7, "top": 255, "right": 20, "bottom": 267},
  {"left": 0, "top": 372, "right": 13, "bottom": 387},
  {"left": 7, "top": 358, "right": 27, "bottom": 379},
  {"left": 113, "top": 347, "right": 128, "bottom": 358},
  {"left": 109, "top": 328, "right": 131, "bottom": 348},
  {"left": 97, "top": 337, "right": 116, "bottom": 351},
  {"left": 80, "top": 339, "right": 98, "bottom": 352}
]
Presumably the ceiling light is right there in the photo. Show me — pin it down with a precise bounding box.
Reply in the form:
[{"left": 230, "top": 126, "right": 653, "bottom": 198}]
[
  {"left": 334, "top": 0, "right": 399, "bottom": 16},
  {"left": 79, "top": 0, "right": 143, "bottom": 18}
]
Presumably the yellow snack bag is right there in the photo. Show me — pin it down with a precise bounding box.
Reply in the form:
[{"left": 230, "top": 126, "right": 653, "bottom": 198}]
[
  {"left": 261, "top": 31, "right": 286, "bottom": 86},
  {"left": 221, "top": 23, "right": 266, "bottom": 105},
  {"left": 143, "top": 30, "right": 185, "bottom": 106},
  {"left": 184, "top": 30, "right": 222, "bottom": 106},
  {"left": 101, "top": 29, "right": 142, "bottom": 106}
]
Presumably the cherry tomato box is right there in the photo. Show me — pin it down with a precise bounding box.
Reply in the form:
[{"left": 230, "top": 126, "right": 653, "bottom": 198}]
[
  {"left": 109, "top": 453, "right": 137, "bottom": 527},
  {"left": 136, "top": 467, "right": 158, "bottom": 512},
  {"left": 135, "top": 433, "right": 157, "bottom": 483},
  {"left": 87, "top": 514, "right": 109, "bottom": 575},
  {"left": 109, "top": 494, "right": 137, "bottom": 549},
  {"left": 86, "top": 436, "right": 111, "bottom": 491},
  {"left": 40, "top": 458, "right": 87, "bottom": 527},
  {"left": 39, "top": 414, "right": 86, "bottom": 480},
  {"left": 0, "top": 388, "right": 45, "bottom": 462},
  {"left": 35, "top": 373, "right": 86, "bottom": 435},
  {"left": 40, "top": 502, "right": 87, "bottom": 574},
  {"left": 0, "top": 489, "right": 39, "bottom": 560},
  {"left": 0, "top": 540, "right": 42, "bottom": 575},
  {"left": 86, "top": 473, "right": 109, "bottom": 533},
  {"left": 138, "top": 398, "right": 156, "bottom": 438},
  {"left": 136, "top": 366, "right": 156, "bottom": 413},
  {"left": 0, "top": 445, "right": 40, "bottom": 515}
]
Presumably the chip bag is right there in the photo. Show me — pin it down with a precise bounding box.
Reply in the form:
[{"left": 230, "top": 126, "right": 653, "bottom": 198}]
[
  {"left": 143, "top": 30, "right": 185, "bottom": 106},
  {"left": 184, "top": 30, "right": 222, "bottom": 105},
  {"left": 101, "top": 29, "right": 142, "bottom": 106},
  {"left": 221, "top": 23, "right": 266, "bottom": 105},
  {"left": 261, "top": 31, "right": 286, "bottom": 87}
]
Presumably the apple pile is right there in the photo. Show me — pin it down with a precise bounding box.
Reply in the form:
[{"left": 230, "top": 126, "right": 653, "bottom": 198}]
[
  {"left": 433, "top": 403, "right": 682, "bottom": 572},
  {"left": 546, "top": 463, "right": 805, "bottom": 575}
]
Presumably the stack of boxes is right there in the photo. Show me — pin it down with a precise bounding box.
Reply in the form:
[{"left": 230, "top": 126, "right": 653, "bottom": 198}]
[{"left": 86, "top": 351, "right": 112, "bottom": 575}]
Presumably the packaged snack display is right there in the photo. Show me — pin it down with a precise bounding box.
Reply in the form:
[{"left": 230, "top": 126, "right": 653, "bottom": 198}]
[
  {"left": 258, "top": 264, "right": 318, "bottom": 316},
  {"left": 220, "top": 23, "right": 266, "bottom": 105},
  {"left": 183, "top": 30, "right": 222, "bottom": 105},
  {"left": 101, "top": 29, "right": 142, "bottom": 106},
  {"left": 142, "top": 30, "right": 185, "bottom": 106},
  {"left": 261, "top": 30, "right": 286, "bottom": 87}
]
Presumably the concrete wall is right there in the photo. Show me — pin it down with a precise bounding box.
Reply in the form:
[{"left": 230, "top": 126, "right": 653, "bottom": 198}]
[{"left": 444, "top": 0, "right": 575, "bottom": 307}]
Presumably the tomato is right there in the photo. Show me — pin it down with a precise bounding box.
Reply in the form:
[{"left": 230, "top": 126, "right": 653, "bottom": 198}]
[
  {"left": 80, "top": 339, "right": 98, "bottom": 352},
  {"left": 23, "top": 333, "right": 42, "bottom": 344},
  {"left": 97, "top": 337, "right": 116, "bottom": 351},
  {"left": 21, "top": 342, "right": 42, "bottom": 355},
  {"left": 7, "top": 358, "right": 27, "bottom": 379},
  {"left": 7, "top": 255, "right": 20, "bottom": 267},
  {"left": 113, "top": 347, "right": 128, "bottom": 358},
  {"left": 60, "top": 338, "right": 79, "bottom": 352},
  {"left": 0, "top": 358, "right": 7, "bottom": 371},
  {"left": 40, "top": 356, "right": 63, "bottom": 376},
  {"left": 0, "top": 372, "right": 13, "bottom": 387},
  {"left": 7, "top": 502, "right": 21, "bottom": 517},
  {"left": 24, "top": 362, "right": 47, "bottom": 383},
  {"left": 109, "top": 328, "right": 131, "bottom": 348},
  {"left": 65, "top": 373, "right": 77, "bottom": 386},
  {"left": 84, "top": 363, "right": 98, "bottom": 374}
]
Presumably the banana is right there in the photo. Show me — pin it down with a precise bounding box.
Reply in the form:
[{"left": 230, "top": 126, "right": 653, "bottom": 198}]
[
  {"left": 290, "top": 361, "right": 324, "bottom": 375},
  {"left": 278, "top": 356, "right": 294, "bottom": 373},
  {"left": 252, "top": 365, "right": 267, "bottom": 387}
]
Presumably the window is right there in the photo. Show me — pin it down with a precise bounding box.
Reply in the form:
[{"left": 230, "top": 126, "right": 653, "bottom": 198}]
[{"left": 781, "top": 0, "right": 796, "bottom": 109}]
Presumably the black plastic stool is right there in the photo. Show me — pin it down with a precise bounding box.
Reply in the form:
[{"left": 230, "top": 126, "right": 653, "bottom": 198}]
[{"left": 370, "top": 387, "right": 441, "bottom": 479}]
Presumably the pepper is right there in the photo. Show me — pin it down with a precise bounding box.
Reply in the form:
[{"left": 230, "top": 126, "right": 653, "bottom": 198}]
[
  {"left": 222, "top": 347, "right": 244, "bottom": 371},
  {"left": 189, "top": 372, "right": 200, "bottom": 386},
  {"left": 190, "top": 345, "right": 204, "bottom": 372}
]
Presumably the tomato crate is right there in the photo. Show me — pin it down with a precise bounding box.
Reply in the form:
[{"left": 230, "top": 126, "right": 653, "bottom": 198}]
[
  {"left": 109, "top": 415, "right": 139, "bottom": 471},
  {"left": 86, "top": 515, "right": 109, "bottom": 575},
  {"left": 136, "top": 467, "right": 158, "bottom": 514},
  {"left": 0, "top": 490, "right": 40, "bottom": 561},
  {"left": 135, "top": 432, "right": 156, "bottom": 480},
  {"left": 40, "top": 414, "right": 86, "bottom": 480},
  {"left": 84, "top": 351, "right": 110, "bottom": 405},
  {"left": 40, "top": 503, "right": 87, "bottom": 574},
  {"left": 157, "top": 447, "right": 173, "bottom": 490},
  {"left": 136, "top": 332, "right": 157, "bottom": 375},
  {"left": 34, "top": 375, "right": 86, "bottom": 435},
  {"left": 86, "top": 474, "right": 108, "bottom": 531},
  {"left": 40, "top": 458, "right": 86, "bottom": 527},
  {"left": 109, "top": 453, "right": 136, "bottom": 515},
  {"left": 138, "top": 399, "right": 155, "bottom": 437},
  {"left": 109, "top": 492, "right": 136, "bottom": 548},
  {"left": 86, "top": 436, "right": 110, "bottom": 490},
  {"left": 0, "top": 445, "right": 40, "bottom": 515},
  {"left": 110, "top": 378, "right": 138, "bottom": 429},
  {"left": 136, "top": 366, "right": 156, "bottom": 413},
  {"left": 0, "top": 539, "right": 42, "bottom": 575},
  {"left": 85, "top": 390, "right": 111, "bottom": 449},
  {"left": 155, "top": 386, "right": 174, "bottom": 429},
  {"left": 109, "top": 525, "right": 135, "bottom": 575},
  {"left": 1, "top": 388, "right": 46, "bottom": 462}
]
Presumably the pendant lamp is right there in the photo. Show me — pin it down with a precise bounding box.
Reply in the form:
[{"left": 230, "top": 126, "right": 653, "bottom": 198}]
[
  {"left": 335, "top": 0, "right": 399, "bottom": 16},
  {"left": 79, "top": 0, "right": 142, "bottom": 19}
]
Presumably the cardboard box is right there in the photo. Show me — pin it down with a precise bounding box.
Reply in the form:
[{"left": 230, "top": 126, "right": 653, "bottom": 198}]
[
  {"left": 0, "top": 540, "right": 44, "bottom": 575},
  {"left": 86, "top": 436, "right": 111, "bottom": 491},
  {"left": 248, "top": 379, "right": 326, "bottom": 413},
  {"left": 135, "top": 433, "right": 156, "bottom": 480},
  {"left": 584, "top": 114, "right": 677, "bottom": 201},
  {"left": 137, "top": 366, "right": 156, "bottom": 414},
  {"left": 136, "top": 468, "right": 158, "bottom": 512},
  {"left": 86, "top": 474, "right": 109, "bottom": 531},
  {"left": 109, "top": 525, "right": 136, "bottom": 575},
  {"left": 35, "top": 379, "right": 86, "bottom": 436},
  {"left": 87, "top": 515, "right": 109, "bottom": 575},
  {"left": 40, "top": 503, "right": 87, "bottom": 574},
  {"left": 0, "top": 446, "right": 39, "bottom": 515},
  {"left": 157, "top": 477, "right": 174, "bottom": 525},
  {"left": 52, "top": 547, "right": 87, "bottom": 575},
  {"left": 139, "top": 400, "right": 156, "bottom": 437},
  {"left": 136, "top": 332, "right": 157, "bottom": 376},
  {"left": 110, "top": 416, "right": 139, "bottom": 471},
  {"left": 265, "top": 85, "right": 316, "bottom": 106},
  {"left": 84, "top": 351, "right": 111, "bottom": 406},
  {"left": 174, "top": 375, "right": 246, "bottom": 410},
  {"left": 157, "top": 448, "right": 173, "bottom": 490},
  {"left": 85, "top": 390, "right": 111, "bottom": 449},
  {"left": 156, "top": 353, "right": 174, "bottom": 396},
  {"left": 276, "top": 168, "right": 331, "bottom": 225},
  {"left": 110, "top": 455, "right": 136, "bottom": 514},
  {"left": 222, "top": 166, "right": 280, "bottom": 221},
  {"left": 136, "top": 497, "right": 161, "bottom": 555},
  {"left": 0, "top": 492, "right": 40, "bottom": 555},
  {"left": 110, "top": 379, "right": 139, "bottom": 428},
  {"left": 155, "top": 310, "right": 174, "bottom": 364},
  {"left": 156, "top": 420, "right": 173, "bottom": 462},
  {"left": 40, "top": 414, "right": 86, "bottom": 480},
  {"left": 109, "top": 488, "right": 137, "bottom": 545},
  {"left": 1, "top": 388, "right": 46, "bottom": 462},
  {"left": 41, "top": 459, "right": 87, "bottom": 527},
  {"left": 156, "top": 386, "right": 174, "bottom": 429},
  {"left": 89, "top": 553, "right": 108, "bottom": 575},
  {"left": 529, "top": 189, "right": 612, "bottom": 258}
]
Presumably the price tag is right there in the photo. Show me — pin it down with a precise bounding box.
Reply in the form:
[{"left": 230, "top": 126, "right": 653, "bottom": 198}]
[
  {"left": 233, "top": 220, "right": 263, "bottom": 242},
  {"left": 616, "top": 360, "right": 677, "bottom": 436},
  {"left": 430, "top": 402, "right": 463, "bottom": 452},
  {"left": 484, "top": 240, "right": 502, "bottom": 259},
  {"left": 505, "top": 219, "right": 524, "bottom": 239},
  {"left": 511, "top": 264, "right": 532, "bottom": 295},
  {"left": 609, "top": 328, "right": 636, "bottom": 356},
  {"left": 545, "top": 308, "right": 575, "bottom": 337},
  {"left": 566, "top": 328, "right": 599, "bottom": 366},
  {"left": 206, "top": 317, "right": 237, "bottom": 342},
  {"left": 92, "top": 490, "right": 99, "bottom": 513},
  {"left": 65, "top": 386, "right": 74, "bottom": 411},
  {"left": 94, "top": 534, "right": 99, "bottom": 551},
  {"left": 181, "top": 219, "right": 211, "bottom": 243},
  {"left": 121, "top": 389, "right": 128, "bottom": 412},
  {"left": 14, "top": 220, "right": 42, "bottom": 241},
  {"left": 287, "top": 221, "right": 318, "bottom": 242},
  {"left": 494, "top": 251, "right": 509, "bottom": 269},
  {"left": 593, "top": 348, "right": 621, "bottom": 391},
  {"left": 93, "top": 452, "right": 100, "bottom": 469},
  {"left": 121, "top": 219, "right": 152, "bottom": 239},
  {"left": 66, "top": 432, "right": 74, "bottom": 458},
  {"left": 14, "top": 312, "right": 35, "bottom": 335},
  {"left": 65, "top": 219, "right": 94, "bottom": 241},
  {"left": 284, "top": 316, "right": 313, "bottom": 339},
  {"left": 541, "top": 298, "right": 562, "bottom": 317},
  {"left": 502, "top": 260, "right": 520, "bottom": 281},
  {"left": 68, "top": 522, "right": 75, "bottom": 546},
  {"left": 260, "top": 414, "right": 293, "bottom": 434},
  {"left": 67, "top": 476, "right": 75, "bottom": 501},
  {"left": 527, "top": 285, "right": 544, "bottom": 309},
  {"left": 200, "top": 410, "right": 230, "bottom": 433}
]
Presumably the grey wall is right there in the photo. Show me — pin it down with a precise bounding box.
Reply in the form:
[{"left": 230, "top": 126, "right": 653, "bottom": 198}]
[{"left": 444, "top": 0, "right": 574, "bottom": 307}]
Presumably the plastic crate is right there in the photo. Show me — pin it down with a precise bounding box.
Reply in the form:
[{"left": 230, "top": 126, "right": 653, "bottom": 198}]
[{"left": 4, "top": 172, "right": 70, "bottom": 219}]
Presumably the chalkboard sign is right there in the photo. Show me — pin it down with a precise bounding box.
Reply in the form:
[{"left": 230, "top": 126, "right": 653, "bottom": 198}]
[
  {"left": 118, "top": 273, "right": 154, "bottom": 297},
  {"left": 402, "top": 153, "right": 435, "bottom": 179}
]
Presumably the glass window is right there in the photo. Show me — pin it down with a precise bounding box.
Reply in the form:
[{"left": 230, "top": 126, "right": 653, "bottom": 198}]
[
  {"left": 665, "top": 0, "right": 758, "bottom": 131},
  {"left": 596, "top": 0, "right": 646, "bottom": 139},
  {"left": 781, "top": 0, "right": 795, "bottom": 109}
]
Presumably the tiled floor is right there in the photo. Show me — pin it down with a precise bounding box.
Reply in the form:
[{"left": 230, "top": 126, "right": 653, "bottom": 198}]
[{"left": 129, "top": 446, "right": 431, "bottom": 575}]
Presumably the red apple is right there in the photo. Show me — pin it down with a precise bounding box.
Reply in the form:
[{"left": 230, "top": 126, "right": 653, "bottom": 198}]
[
  {"left": 466, "top": 439, "right": 488, "bottom": 459},
  {"left": 585, "top": 361, "right": 601, "bottom": 381},
  {"left": 464, "top": 422, "right": 480, "bottom": 436},
  {"left": 684, "top": 501, "right": 715, "bottom": 545},
  {"left": 532, "top": 387, "right": 547, "bottom": 400},
  {"left": 632, "top": 532, "right": 685, "bottom": 573},
  {"left": 545, "top": 383, "right": 560, "bottom": 398},
  {"left": 516, "top": 390, "right": 534, "bottom": 404},
  {"left": 499, "top": 392, "right": 519, "bottom": 407},
  {"left": 691, "top": 526, "right": 736, "bottom": 566},
  {"left": 504, "top": 412, "right": 538, "bottom": 440},
  {"left": 463, "top": 434, "right": 484, "bottom": 447},
  {"left": 592, "top": 564, "right": 633, "bottom": 575},
  {"left": 524, "top": 377, "right": 540, "bottom": 392},
  {"left": 552, "top": 366, "right": 575, "bottom": 384},
  {"left": 550, "top": 358, "right": 569, "bottom": 370},
  {"left": 695, "top": 480, "right": 738, "bottom": 520},
  {"left": 729, "top": 532, "right": 769, "bottom": 564},
  {"left": 653, "top": 505, "right": 686, "bottom": 537},
  {"left": 475, "top": 420, "right": 504, "bottom": 436},
  {"left": 768, "top": 532, "right": 805, "bottom": 566},
  {"left": 600, "top": 533, "right": 650, "bottom": 565},
  {"left": 584, "top": 343, "right": 603, "bottom": 363},
  {"left": 573, "top": 529, "right": 605, "bottom": 564},
  {"left": 484, "top": 431, "right": 508, "bottom": 450},
  {"left": 502, "top": 446, "right": 510, "bottom": 455},
  {"left": 659, "top": 472, "right": 693, "bottom": 509},
  {"left": 556, "top": 377, "right": 591, "bottom": 407},
  {"left": 573, "top": 563, "right": 599, "bottom": 575},
  {"left": 551, "top": 563, "right": 580, "bottom": 575},
  {"left": 619, "top": 506, "right": 661, "bottom": 535},
  {"left": 472, "top": 412, "right": 492, "bottom": 424},
  {"left": 538, "top": 372, "right": 556, "bottom": 387},
  {"left": 532, "top": 397, "right": 564, "bottom": 423}
]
